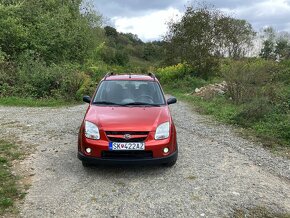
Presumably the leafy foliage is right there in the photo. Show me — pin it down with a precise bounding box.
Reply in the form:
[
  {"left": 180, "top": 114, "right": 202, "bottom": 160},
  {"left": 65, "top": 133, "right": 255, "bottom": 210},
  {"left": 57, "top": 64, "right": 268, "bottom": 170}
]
[
  {"left": 165, "top": 4, "right": 255, "bottom": 79},
  {"left": 0, "top": 0, "right": 103, "bottom": 63},
  {"left": 222, "top": 60, "right": 279, "bottom": 104},
  {"left": 216, "top": 17, "right": 255, "bottom": 59},
  {"left": 259, "top": 27, "right": 290, "bottom": 60},
  {"left": 100, "top": 26, "right": 165, "bottom": 67},
  {"left": 0, "top": 1, "right": 103, "bottom": 100},
  {"left": 212, "top": 59, "right": 289, "bottom": 146},
  {"left": 156, "top": 64, "right": 207, "bottom": 92}
]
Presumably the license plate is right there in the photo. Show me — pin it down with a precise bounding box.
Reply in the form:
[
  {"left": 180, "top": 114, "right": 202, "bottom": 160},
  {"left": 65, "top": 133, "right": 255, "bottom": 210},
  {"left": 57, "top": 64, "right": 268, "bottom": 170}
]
[{"left": 109, "top": 142, "right": 145, "bottom": 150}]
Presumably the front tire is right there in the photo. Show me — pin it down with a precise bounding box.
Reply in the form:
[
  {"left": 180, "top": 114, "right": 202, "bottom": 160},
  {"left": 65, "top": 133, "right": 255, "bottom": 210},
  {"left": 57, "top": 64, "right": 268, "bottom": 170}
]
[
  {"left": 82, "top": 161, "right": 92, "bottom": 168},
  {"left": 163, "top": 158, "right": 177, "bottom": 167},
  {"left": 163, "top": 150, "right": 178, "bottom": 167}
]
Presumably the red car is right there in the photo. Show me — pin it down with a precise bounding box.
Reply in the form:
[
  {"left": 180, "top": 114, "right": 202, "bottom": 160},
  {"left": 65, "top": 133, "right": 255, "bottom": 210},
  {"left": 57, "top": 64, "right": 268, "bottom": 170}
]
[{"left": 78, "top": 73, "right": 178, "bottom": 167}]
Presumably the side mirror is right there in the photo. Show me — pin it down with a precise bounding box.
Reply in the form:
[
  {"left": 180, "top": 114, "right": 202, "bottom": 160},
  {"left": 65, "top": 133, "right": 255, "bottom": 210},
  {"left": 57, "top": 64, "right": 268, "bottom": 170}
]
[
  {"left": 167, "top": 97, "right": 177, "bottom": 105},
  {"left": 83, "top": 96, "right": 91, "bottom": 104}
]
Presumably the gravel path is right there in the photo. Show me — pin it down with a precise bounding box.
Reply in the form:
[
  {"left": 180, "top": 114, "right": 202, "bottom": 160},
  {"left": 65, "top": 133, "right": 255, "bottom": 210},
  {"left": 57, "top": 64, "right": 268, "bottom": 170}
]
[{"left": 0, "top": 100, "right": 290, "bottom": 217}]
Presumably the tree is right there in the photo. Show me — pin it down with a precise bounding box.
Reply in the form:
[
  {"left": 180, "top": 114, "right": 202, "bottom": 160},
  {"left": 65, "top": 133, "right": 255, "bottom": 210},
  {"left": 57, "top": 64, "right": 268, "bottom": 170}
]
[
  {"left": 115, "top": 50, "right": 129, "bottom": 66},
  {"left": 217, "top": 17, "right": 255, "bottom": 59},
  {"left": 0, "top": 4, "right": 29, "bottom": 58},
  {"left": 260, "top": 40, "right": 275, "bottom": 60},
  {"left": 0, "top": 0, "right": 103, "bottom": 64},
  {"left": 275, "top": 39, "right": 288, "bottom": 59},
  {"left": 164, "top": 4, "right": 255, "bottom": 79},
  {"left": 165, "top": 5, "right": 221, "bottom": 79},
  {"left": 259, "top": 27, "right": 276, "bottom": 60},
  {"left": 274, "top": 34, "right": 290, "bottom": 60},
  {"left": 104, "top": 26, "right": 118, "bottom": 39},
  {"left": 143, "top": 43, "right": 162, "bottom": 61}
]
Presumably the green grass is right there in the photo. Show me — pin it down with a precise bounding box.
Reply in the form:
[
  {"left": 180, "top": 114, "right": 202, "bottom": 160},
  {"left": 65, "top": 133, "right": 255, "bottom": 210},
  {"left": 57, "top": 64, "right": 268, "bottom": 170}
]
[
  {"left": 0, "top": 140, "right": 25, "bottom": 215},
  {"left": 252, "top": 114, "right": 290, "bottom": 146},
  {"left": 233, "top": 206, "right": 290, "bottom": 218},
  {"left": 0, "top": 97, "right": 78, "bottom": 107},
  {"left": 166, "top": 88, "right": 243, "bottom": 122}
]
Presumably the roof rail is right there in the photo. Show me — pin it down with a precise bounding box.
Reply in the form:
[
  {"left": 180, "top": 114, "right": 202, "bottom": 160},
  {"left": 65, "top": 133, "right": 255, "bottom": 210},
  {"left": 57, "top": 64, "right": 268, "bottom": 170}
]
[
  {"left": 104, "top": 72, "right": 114, "bottom": 80},
  {"left": 148, "top": 72, "right": 156, "bottom": 80}
]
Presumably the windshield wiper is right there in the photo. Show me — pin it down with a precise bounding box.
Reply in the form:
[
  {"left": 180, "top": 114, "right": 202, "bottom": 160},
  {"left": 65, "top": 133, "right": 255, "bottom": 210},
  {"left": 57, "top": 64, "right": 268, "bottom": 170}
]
[
  {"left": 92, "top": 101, "right": 122, "bottom": 105},
  {"left": 122, "top": 102, "right": 160, "bottom": 107}
]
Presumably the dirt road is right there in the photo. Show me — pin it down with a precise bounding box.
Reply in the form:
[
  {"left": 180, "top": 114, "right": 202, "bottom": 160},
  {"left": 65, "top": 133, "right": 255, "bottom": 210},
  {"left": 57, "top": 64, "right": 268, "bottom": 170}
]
[{"left": 0, "top": 100, "right": 290, "bottom": 217}]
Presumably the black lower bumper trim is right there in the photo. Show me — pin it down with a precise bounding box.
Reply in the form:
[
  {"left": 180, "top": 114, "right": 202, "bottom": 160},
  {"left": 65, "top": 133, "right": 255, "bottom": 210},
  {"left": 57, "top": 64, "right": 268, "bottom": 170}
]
[{"left": 78, "top": 150, "right": 178, "bottom": 166}]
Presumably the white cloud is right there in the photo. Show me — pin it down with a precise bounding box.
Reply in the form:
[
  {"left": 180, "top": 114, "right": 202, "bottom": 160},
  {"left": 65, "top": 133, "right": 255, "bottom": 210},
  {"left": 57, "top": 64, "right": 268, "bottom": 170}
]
[
  {"left": 235, "top": 0, "right": 290, "bottom": 18},
  {"left": 221, "top": 0, "right": 290, "bottom": 32},
  {"left": 112, "top": 7, "right": 182, "bottom": 41},
  {"left": 110, "top": 0, "right": 290, "bottom": 41}
]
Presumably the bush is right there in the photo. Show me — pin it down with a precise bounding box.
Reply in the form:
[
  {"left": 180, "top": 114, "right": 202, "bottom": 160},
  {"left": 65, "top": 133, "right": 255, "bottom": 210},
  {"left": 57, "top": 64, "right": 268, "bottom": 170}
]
[
  {"left": 219, "top": 59, "right": 290, "bottom": 146},
  {"left": 253, "top": 113, "right": 290, "bottom": 146},
  {"left": 60, "top": 70, "right": 96, "bottom": 100},
  {"left": 156, "top": 64, "right": 207, "bottom": 92},
  {"left": 232, "top": 98, "right": 275, "bottom": 127},
  {"left": 16, "top": 58, "right": 61, "bottom": 98},
  {"left": 222, "top": 59, "right": 278, "bottom": 104},
  {"left": 156, "top": 63, "right": 190, "bottom": 83},
  {"left": 0, "top": 61, "right": 17, "bottom": 97},
  {"left": 0, "top": 55, "right": 95, "bottom": 100}
]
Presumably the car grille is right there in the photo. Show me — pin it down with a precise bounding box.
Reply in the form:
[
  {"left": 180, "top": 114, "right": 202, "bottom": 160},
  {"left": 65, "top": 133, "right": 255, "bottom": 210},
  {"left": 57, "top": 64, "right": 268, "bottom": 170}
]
[
  {"left": 105, "top": 131, "right": 149, "bottom": 143},
  {"left": 101, "top": 151, "right": 153, "bottom": 159},
  {"left": 106, "top": 131, "right": 148, "bottom": 135},
  {"left": 107, "top": 137, "right": 147, "bottom": 142}
]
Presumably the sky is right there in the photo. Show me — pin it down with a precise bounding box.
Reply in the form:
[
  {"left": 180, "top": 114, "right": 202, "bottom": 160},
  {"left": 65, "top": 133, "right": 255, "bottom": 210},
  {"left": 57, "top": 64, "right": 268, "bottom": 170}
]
[{"left": 91, "top": 0, "right": 290, "bottom": 41}]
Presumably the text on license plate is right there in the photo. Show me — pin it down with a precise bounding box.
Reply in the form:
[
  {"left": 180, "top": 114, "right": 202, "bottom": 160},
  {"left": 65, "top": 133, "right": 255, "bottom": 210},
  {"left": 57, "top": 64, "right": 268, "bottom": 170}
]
[{"left": 109, "top": 142, "right": 145, "bottom": 150}]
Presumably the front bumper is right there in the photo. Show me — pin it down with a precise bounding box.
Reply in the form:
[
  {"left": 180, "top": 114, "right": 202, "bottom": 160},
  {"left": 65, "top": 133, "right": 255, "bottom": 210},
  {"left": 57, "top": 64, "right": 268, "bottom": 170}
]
[{"left": 78, "top": 149, "right": 178, "bottom": 166}]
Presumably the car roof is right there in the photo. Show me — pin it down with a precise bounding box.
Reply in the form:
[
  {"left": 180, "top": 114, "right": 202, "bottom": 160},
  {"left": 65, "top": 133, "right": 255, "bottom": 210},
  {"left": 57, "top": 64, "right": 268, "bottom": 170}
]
[{"left": 103, "top": 74, "right": 158, "bottom": 82}]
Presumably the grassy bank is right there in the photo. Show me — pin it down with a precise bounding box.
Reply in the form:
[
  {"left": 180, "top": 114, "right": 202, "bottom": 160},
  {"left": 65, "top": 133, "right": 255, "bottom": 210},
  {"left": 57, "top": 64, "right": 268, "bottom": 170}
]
[
  {"left": 233, "top": 206, "right": 290, "bottom": 218},
  {"left": 0, "top": 140, "right": 25, "bottom": 215},
  {"left": 0, "top": 97, "right": 78, "bottom": 107},
  {"left": 167, "top": 88, "right": 290, "bottom": 158}
]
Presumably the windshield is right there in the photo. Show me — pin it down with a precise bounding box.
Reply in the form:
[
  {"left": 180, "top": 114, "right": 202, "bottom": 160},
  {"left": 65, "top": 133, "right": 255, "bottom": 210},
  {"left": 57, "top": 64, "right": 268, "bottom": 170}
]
[{"left": 93, "top": 80, "right": 166, "bottom": 106}]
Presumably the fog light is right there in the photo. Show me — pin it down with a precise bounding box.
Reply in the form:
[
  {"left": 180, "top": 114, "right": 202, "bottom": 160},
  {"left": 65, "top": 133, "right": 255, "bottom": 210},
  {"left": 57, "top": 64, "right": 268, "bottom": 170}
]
[
  {"left": 163, "top": 147, "right": 169, "bottom": 154},
  {"left": 86, "top": 148, "right": 92, "bottom": 153}
]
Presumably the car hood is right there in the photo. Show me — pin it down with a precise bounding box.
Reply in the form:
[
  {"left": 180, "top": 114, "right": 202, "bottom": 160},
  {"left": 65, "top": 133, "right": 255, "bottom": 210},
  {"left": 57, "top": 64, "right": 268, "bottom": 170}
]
[{"left": 85, "top": 105, "right": 171, "bottom": 132}]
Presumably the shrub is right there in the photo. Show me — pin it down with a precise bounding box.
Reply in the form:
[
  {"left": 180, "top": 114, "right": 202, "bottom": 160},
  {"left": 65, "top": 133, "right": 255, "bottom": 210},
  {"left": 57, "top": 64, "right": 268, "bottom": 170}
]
[
  {"left": 232, "top": 98, "right": 275, "bottom": 127},
  {"left": 76, "top": 75, "right": 95, "bottom": 100},
  {"left": 0, "top": 54, "right": 95, "bottom": 100},
  {"left": 156, "top": 63, "right": 207, "bottom": 92},
  {"left": 221, "top": 59, "right": 290, "bottom": 145},
  {"left": 253, "top": 113, "right": 290, "bottom": 146},
  {"left": 16, "top": 59, "right": 61, "bottom": 98},
  {"left": 0, "top": 49, "right": 5, "bottom": 64},
  {"left": 0, "top": 61, "right": 18, "bottom": 97},
  {"left": 222, "top": 59, "right": 278, "bottom": 104},
  {"left": 156, "top": 63, "right": 190, "bottom": 82}
]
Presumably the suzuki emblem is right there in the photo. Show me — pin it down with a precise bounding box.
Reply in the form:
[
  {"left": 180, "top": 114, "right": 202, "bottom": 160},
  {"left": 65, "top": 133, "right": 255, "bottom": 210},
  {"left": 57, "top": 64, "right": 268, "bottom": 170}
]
[{"left": 124, "top": 134, "right": 131, "bottom": 140}]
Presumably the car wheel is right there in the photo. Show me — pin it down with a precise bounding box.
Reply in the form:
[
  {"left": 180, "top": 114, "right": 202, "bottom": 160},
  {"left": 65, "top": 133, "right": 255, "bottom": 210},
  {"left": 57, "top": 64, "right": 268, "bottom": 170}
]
[
  {"left": 82, "top": 161, "right": 92, "bottom": 167},
  {"left": 163, "top": 148, "right": 178, "bottom": 167},
  {"left": 163, "top": 158, "right": 177, "bottom": 167}
]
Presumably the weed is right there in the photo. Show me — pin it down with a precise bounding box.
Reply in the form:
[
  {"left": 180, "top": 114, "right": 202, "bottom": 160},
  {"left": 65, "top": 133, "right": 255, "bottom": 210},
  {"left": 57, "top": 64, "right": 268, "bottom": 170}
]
[
  {"left": 0, "top": 97, "right": 78, "bottom": 107},
  {"left": 0, "top": 140, "right": 24, "bottom": 215}
]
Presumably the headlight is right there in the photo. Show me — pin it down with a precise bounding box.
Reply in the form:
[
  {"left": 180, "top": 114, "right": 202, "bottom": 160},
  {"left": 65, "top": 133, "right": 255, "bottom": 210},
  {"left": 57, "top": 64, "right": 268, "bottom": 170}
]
[
  {"left": 155, "top": 122, "right": 170, "bottom": 140},
  {"left": 85, "top": 121, "right": 100, "bottom": 140}
]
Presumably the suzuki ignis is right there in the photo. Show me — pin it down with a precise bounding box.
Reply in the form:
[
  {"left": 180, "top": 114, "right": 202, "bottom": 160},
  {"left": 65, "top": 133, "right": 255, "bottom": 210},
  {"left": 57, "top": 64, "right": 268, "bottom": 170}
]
[{"left": 78, "top": 73, "right": 178, "bottom": 167}]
